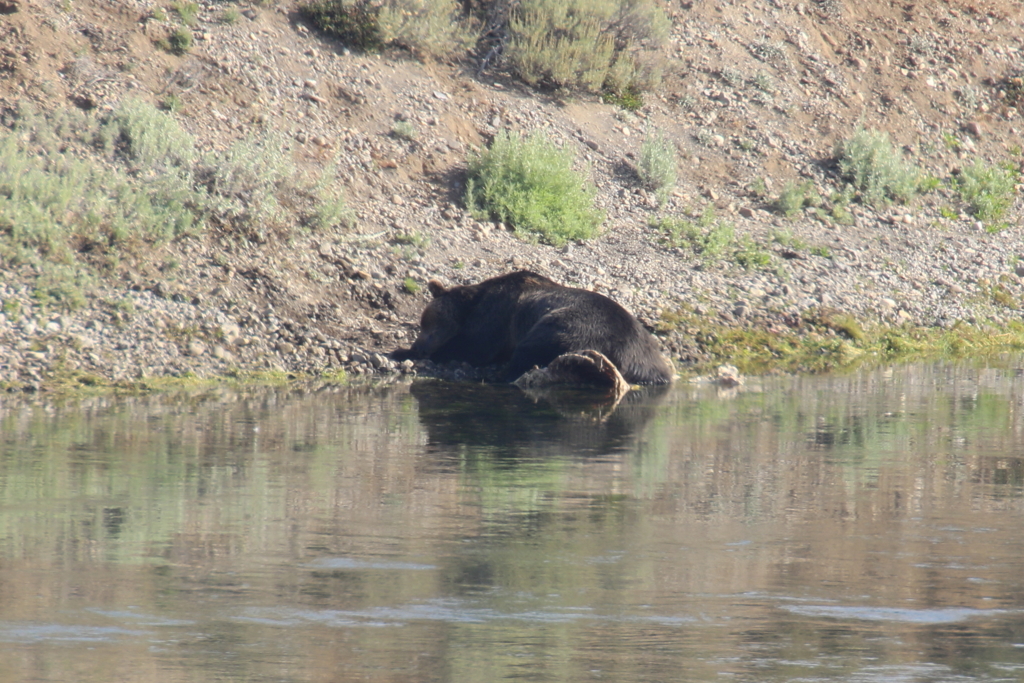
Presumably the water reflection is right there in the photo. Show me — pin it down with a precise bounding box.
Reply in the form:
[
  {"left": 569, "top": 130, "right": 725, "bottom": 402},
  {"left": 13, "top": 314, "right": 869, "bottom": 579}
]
[
  {"left": 1, "top": 361, "right": 1024, "bottom": 682},
  {"left": 410, "top": 380, "right": 670, "bottom": 463}
]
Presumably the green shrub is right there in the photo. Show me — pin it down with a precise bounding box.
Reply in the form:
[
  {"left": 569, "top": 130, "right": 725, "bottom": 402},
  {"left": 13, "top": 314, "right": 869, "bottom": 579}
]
[
  {"left": 602, "top": 86, "right": 644, "bottom": 111},
  {"left": 734, "top": 236, "right": 772, "bottom": 269},
  {"left": 32, "top": 265, "right": 90, "bottom": 310},
  {"left": 954, "top": 159, "right": 1018, "bottom": 223},
  {"left": 112, "top": 98, "right": 196, "bottom": 171},
  {"left": 172, "top": 0, "right": 199, "bottom": 26},
  {"left": 301, "top": 0, "right": 476, "bottom": 59},
  {"left": 465, "top": 130, "right": 604, "bottom": 246},
  {"left": 637, "top": 129, "right": 677, "bottom": 205},
  {"left": 654, "top": 206, "right": 734, "bottom": 258},
  {"left": 835, "top": 127, "right": 922, "bottom": 207},
  {"left": 773, "top": 180, "right": 820, "bottom": 218},
  {"left": 0, "top": 101, "right": 201, "bottom": 262},
  {"left": 654, "top": 207, "right": 773, "bottom": 270},
  {"left": 391, "top": 119, "right": 417, "bottom": 141},
  {"left": 163, "top": 27, "right": 193, "bottom": 55},
  {"left": 378, "top": 0, "right": 477, "bottom": 60},
  {"left": 311, "top": 161, "right": 356, "bottom": 231},
  {"left": 507, "top": 0, "right": 668, "bottom": 95},
  {"left": 0, "top": 100, "right": 352, "bottom": 306},
  {"left": 202, "top": 132, "right": 297, "bottom": 238},
  {"left": 160, "top": 94, "right": 183, "bottom": 113},
  {"left": 300, "top": 0, "right": 383, "bottom": 51}
]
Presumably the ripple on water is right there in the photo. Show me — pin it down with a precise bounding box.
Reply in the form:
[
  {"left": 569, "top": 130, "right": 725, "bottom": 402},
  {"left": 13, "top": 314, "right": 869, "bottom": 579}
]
[
  {"left": 782, "top": 604, "right": 1008, "bottom": 624},
  {"left": 303, "top": 557, "right": 438, "bottom": 571},
  {"left": 0, "top": 622, "right": 149, "bottom": 643},
  {"left": 234, "top": 598, "right": 695, "bottom": 629}
]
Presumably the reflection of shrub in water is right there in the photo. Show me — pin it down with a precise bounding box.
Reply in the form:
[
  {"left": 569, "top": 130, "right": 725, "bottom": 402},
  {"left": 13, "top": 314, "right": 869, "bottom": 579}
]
[{"left": 409, "top": 380, "right": 669, "bottom": 464}]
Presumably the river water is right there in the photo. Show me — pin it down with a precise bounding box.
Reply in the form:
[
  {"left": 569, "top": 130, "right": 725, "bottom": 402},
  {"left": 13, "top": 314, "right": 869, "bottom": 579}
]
[{"left": 2, "top": 360, "right": 1024, "bottom": 682}]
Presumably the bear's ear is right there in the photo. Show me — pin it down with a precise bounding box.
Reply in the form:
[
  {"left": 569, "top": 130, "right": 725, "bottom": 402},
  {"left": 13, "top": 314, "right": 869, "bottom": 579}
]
[{"left": 427, "top": 279, "right": 448, "bottom": 298}]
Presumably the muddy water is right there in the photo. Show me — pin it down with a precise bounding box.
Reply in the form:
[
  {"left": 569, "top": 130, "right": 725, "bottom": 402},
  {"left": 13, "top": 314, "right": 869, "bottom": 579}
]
[{"left": 2, "top": 360, "right": 1024, "bottom": 682}]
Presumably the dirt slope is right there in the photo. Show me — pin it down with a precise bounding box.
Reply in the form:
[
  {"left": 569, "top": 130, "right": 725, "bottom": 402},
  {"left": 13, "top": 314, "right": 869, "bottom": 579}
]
[{"left": 0, "top": 0, "right": 1022, "bottom": 388}]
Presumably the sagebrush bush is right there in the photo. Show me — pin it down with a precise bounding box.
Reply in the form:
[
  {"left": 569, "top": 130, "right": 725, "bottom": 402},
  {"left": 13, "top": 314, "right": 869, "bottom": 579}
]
[
  {"left": 954, "top": 159, "right": 1018, "bottom": 224},
  {"left": 311, "top": 160, "right": 356, "bottom": 231},
  {"left": 0, "top": 101, "right": 200, "bottom": 256},
  {"left": 378, "top": 0, "right": 477, "bottom": 60},
  {"left": 507, "top": 0, "right": 668, "bottom": 95},
  {"left": 112, "top": 98, "right": 196, "bottom": 172},
  {"left": 638, "top": 129, "right": 677, "bottom": 205},
  {"left": 835, "top": 127, "right": 922, "bottom": 207},
  {"left": 0, "top": 101, "right": 354, "bottom": 306},
  {"left": 300, "top": 0, "right": 383, "bottom": 51},
  {"left": 203, "top": 131, "right": 295, "bottom": 236},
  {"left": 301, "top": 0, "right": 476, "bottom": 59},
  {"left": 465, "top": 131, "right": 603, "bottom": 246}
]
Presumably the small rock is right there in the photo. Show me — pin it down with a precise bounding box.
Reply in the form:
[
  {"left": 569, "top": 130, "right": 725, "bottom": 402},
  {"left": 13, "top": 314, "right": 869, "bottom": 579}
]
[
  {"left": 716, "top": 364, "right": 743, "bottom": 387},
  {"left": 187, "top": 341, "right": 206, "bottom": 356},
  {"left": 964, "top": 121, "right": 983, "bottom": 138},
  {"left": 277, "top": 341, "right": 295, "bottom": 354},
  {"left": 219, "top": 322, "right": 241, "bottom": 343}
]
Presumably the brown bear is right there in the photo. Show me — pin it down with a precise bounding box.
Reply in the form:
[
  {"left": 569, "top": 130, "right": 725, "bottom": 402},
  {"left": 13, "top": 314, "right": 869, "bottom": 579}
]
[{"left": 392, "top": 271, "right": 674, "bottom": 385}]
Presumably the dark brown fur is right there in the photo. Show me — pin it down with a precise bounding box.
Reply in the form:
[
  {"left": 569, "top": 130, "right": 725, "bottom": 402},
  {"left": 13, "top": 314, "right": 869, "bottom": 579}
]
[{"left": 392, "top": 271, "right": 674, "bottom": 385}]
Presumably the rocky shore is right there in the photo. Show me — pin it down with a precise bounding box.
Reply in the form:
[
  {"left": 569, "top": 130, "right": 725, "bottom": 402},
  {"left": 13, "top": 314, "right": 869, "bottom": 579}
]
[{"left": 1, "top": 0, "right": 1023, "bottom": 392}]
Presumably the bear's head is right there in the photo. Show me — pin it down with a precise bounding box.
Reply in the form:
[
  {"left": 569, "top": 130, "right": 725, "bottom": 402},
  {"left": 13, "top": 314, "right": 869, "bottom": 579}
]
[{"left": 400, "top": 279, "right": 471, "bottom": 359}]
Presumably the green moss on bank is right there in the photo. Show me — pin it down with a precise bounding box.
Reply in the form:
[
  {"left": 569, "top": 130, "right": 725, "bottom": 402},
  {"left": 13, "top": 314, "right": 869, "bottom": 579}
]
[{"left": 662, "top": 309, "right": 1024, "bottom": 376}]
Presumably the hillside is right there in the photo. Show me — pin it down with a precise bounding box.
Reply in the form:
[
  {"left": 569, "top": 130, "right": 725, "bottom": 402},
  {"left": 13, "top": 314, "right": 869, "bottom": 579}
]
[{"left": 1, "top": 0, "right": 1023, "bottom": 390}]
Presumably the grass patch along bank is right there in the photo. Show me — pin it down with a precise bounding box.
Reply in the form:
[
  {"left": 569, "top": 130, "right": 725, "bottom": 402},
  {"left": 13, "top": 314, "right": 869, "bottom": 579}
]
[{"left": 661, "top": 308, "right": 1024, "bottom": 377}]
